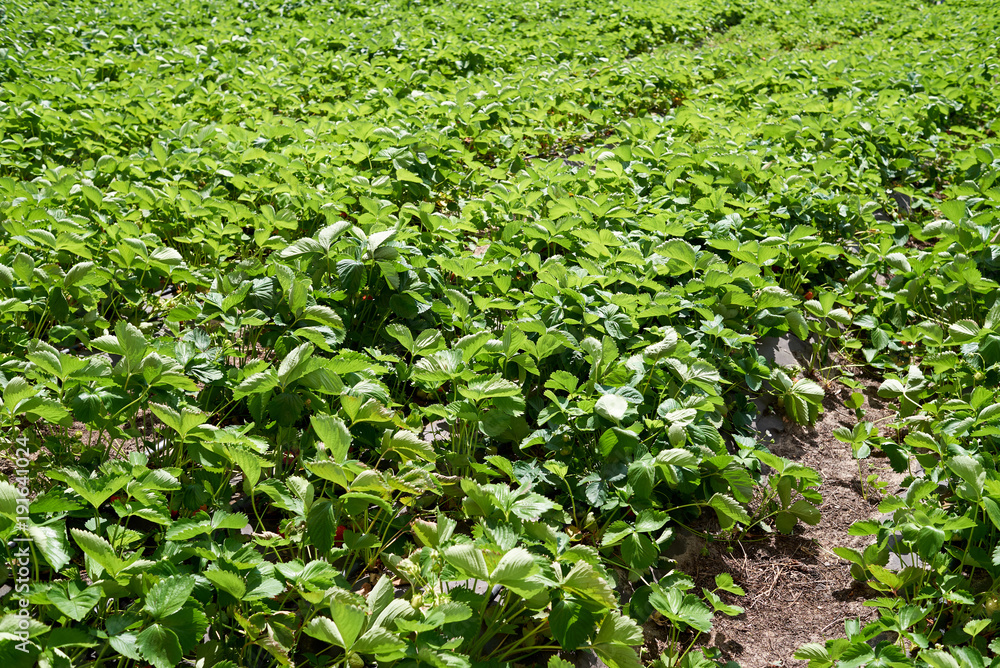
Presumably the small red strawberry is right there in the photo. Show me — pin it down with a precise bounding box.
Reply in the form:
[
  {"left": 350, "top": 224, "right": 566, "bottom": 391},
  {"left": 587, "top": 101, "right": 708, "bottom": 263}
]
[{"left": 335, "top": 525, "right": 346, "bottom": 547}]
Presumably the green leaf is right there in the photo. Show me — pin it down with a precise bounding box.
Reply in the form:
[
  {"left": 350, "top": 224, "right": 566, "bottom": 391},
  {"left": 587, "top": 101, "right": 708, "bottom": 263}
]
[
  {"left": 947, "top": 455, "right": 985, "bottom": 492},
  {"left": 918, "top": 649, "right": 961, "bottom": 668},
  {"left": 143, "top": 575, "right": 196, "bottom": 619},
  {"left": 868, "top": 564, "right": 903, "bottom": 590},
  {"left": 384, "top": 429, "right": 436, "bottom": 463},
  {"left": 63, "top": 261, "right": 95, "bottom": 288},
  {"left": 71, "top": 528, "right": 124, "bottom": 577},
  {"left": 161, "top": 606, "right": 209, "bottom": 655},
  {"left": 832, "top": 426, "right": 855, "bottom": 443},
  {"left": 109, "top": 632, "right": 143, "bottom": 660},
  {"left": 337, "top": 259, "right": 366, "bottom": 293},
  {"left": 136, "top": 623, "right": 183, "bottom": 668},
  {"left": 341, "top": 491, "right": 393, "bottom": 515},
  {"left": 205, "top": 568, "right": 247, "bottom": 600},
  {"left": 366, "top": 574, "right": 397, "bottom": 620},
  {"left": 311, "top": 414, "right": 352, "bottom": 463},
  {"left": 703, "top": 589, "right": 744, "bottom": 616},
  {"left": 982, "top": 498, "right": 1000, "bottom": 530},
  {"left": 353, "top": 627, "right": 406, "bottom": 655},
  {"left": 211, "top": 510, "right": 249, "bottom": 530},
  {"left": 458, "top": 374, "right": 521, "bottom": 402},
  {"left": 549, "top": 599, "right": 599, "bottom": 650},
  {"left": 789, "top": 500, "right": 821, "bottom": 525},
  {"left": 410, "top": 518, "right": 439, "bottom": 548},
  {"left": 634, "top": 509, "right": 669, "bottom": 533},
  {"left": 304, "top": 605, "right": 365, "bottom": 650},
  {"left": 279, "top": 237, "right": 323, "bottom": 259},
  {"left": 949, "top": 320, "right": 981, "bottom": 342},
  {"left": 26, "top": 522, "right": 72, "bottom": 572},
  {"left": 305, "top": 461, "right": 350, "bottom": 490},
  {"left": 535, "top": 333, "right": 566, "bottom": 360},
  {"left": 714, "top": 573, "right": 745, "bottom": 596},
  {"left": 786, "top": 310, "right": 809, "bottom": 340},
  {"left": 231, "top": 447, "right": 263, "bottom": 488},
  {"left": 306, "top": 500, "right": 339, "bottom": 553},
  {"left": 793, "top": 644, "right": 829, "bottom": 661},
  {"left": 601, "top": 521, "right": 633, "bottom": 548},
  {"left": 655, "top": 448, "right": 698, "bottom": 469},
  {"left": 277, "top": 342, "right": 315, "bottom": 387},
  {"left": 165, "top": 518, "right": 212, "bottom": 541},
  {"left": 775, "top": 510, "right": 798, "bottom": 534},
  {"left": 17, "top": 395, "right": 71, "bottom": 423},
  {"left": 427, "top": 601, "right": 472, "bottom": 624},
  {"left": 443, "top": 544, "right": 489, "bottom": 581},
  {"left": 412, "top": 349, "right": 464, "bottom": 385},
  {"left": 756, "top": 286, "right": 798, "bottom": 310},
  {"left": 964, "top": 618, "right": 990, "bottom": 638},
  {"left": 781, "top": 377, "right": 824, "bottom": 426},
  {"left": 13, "top": 253, "right": 34, "bottom": 284},
  {"left": 877, "top": 378, "right": 906, "bottom": 399},
  {"left": 621, "top": 533, "right": 658, "bottom": 572},
  {"left": 150, "top": 403, "right": 206, "bottom": 439},
  {"left": 643, "top": 329, "right": 678, "bottom": 361},
  {"left": 659, "top": 239, "right": 697, "bottom": 274},
  {"left": 884, "top": 253, "right": 911, "bottom": 273},
  {"left": 48, "top": 581, "right": 101, "bottom": 622},
  {"left": 708, "top": 493, "right": 751, "bottom": 529},
  {"left": 975, "top": 147, "right": 995, "bottom": 164},
  {"left": 592, "top": 644, "right": 642, "bottom": 668},
  {"left": 595, "top": 394, "right": 628, "bottom": 422},
  {"left": 232, "top": 369, "right": 279, "bottom": 400},
  {"left": 560, "top": 561, "right": 617, "bottom": 608},
  {"left": 939, "top": 200, "right": 967, "bottom": 224},
  {"left": 979, "top": 403, "right": 1000, "bottom": 422},
  {"left": 386, "top": 323, "right": 415, "bottom": 353},
  {"left": 243, "top": 569, "right": 284, "bottom": 601},
  {"left": 649, "top": 587, "right": 713, "bottom": 633},
  {"left": 303, "top": 305, "right": 344, "bottom": 330},
  {"left": 489, "top": 547, "right": 540, "bottom": 597},
  {"left": 116, "top": 320, "right": 149, "bottom": 367},
  {"left": 413, "top": 329, "right": 445, "bottom": 355},
  {"left": 915, "top": 526, "right": 945, "bottom": 560},
  {"left": 287, "top": 276, "right": 310, "bottom": 314},
  {"left": 594, "top": 610, "right": 644, "bottom": 646}
]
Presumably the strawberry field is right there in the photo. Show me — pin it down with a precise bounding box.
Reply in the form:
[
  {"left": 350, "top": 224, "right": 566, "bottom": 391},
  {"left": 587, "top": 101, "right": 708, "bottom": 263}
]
[{"left": 1, "top": 0, "right": 999, "bottom": 666}]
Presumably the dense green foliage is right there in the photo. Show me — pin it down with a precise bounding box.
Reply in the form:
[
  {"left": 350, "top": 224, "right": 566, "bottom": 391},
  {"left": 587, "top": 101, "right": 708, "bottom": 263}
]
[{"left": 1, "top": 0, "right": 999, "bottom": 666}]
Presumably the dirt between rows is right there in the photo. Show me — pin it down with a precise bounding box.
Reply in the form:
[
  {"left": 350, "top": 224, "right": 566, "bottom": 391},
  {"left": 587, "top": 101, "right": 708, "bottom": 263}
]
[{"left": 641, "top": 375, "right": 906, "bottom": 667}]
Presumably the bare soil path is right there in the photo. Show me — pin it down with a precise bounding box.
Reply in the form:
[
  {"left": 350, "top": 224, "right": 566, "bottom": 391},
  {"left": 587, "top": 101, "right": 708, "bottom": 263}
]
[{"left": 649, "top": 375, "right": 906, "bottom": 667}]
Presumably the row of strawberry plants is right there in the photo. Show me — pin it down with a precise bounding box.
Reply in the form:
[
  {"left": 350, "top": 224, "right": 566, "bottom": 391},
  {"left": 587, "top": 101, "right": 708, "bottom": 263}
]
[{"left": 1, "top": 0, "right": 999, "bottom": 666}]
